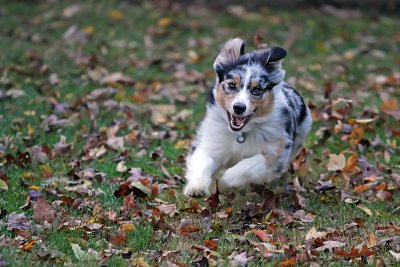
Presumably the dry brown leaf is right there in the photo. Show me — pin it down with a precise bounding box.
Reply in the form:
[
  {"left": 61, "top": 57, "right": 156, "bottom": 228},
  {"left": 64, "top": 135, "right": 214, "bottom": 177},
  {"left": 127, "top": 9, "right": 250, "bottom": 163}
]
[
  {"left": 204, "top": 239, "right": 218, "bottom": 250},
  {"left": 354, "top": 184, "right": 369, "bottom": 193},
  {"left": 305, "top": 226, "right": 327, "bottom": 241},
  {"left": 315, "top": 240, "right": 345, "bottom": 251},
  {"left": 327, "top": 154, "right": 346, "bottom": 171},
  {"left": 33, "top": 197, "right": 56, "bottom": 223},
  {"left": 376, "top": 190, "right": 393, "bottom": 202}
]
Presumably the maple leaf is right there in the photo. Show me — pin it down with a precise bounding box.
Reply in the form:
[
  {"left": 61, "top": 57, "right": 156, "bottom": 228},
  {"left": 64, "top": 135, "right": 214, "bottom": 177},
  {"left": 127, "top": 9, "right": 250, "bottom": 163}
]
[{"left": 33, "top": 197, "right": 56, "bottom": 223}]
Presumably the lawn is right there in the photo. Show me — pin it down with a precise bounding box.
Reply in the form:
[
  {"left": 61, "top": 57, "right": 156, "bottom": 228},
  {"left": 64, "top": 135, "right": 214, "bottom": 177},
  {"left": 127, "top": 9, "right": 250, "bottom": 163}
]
[{"left": 1, "top": 1, "right": 400, "bottom": 266}]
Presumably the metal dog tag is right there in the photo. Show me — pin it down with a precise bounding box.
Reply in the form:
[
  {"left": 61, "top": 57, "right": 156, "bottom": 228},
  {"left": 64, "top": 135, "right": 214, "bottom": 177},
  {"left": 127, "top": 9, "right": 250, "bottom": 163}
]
[{"left": 236, "top": 132, "right": 247, "bottom": 144}]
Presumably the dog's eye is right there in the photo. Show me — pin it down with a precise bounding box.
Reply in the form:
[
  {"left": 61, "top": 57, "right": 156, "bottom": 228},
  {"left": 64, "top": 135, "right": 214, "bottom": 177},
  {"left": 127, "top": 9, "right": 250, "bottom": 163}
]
[
  {"left": 251, "top": 88, "right": 263, "bottom": 96},
  {"left": 227, "top": 82, "right": 236, "bottom": 90}
]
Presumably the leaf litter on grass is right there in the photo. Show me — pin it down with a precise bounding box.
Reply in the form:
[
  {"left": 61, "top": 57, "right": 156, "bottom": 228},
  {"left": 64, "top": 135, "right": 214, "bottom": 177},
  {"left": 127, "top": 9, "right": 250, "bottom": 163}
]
[{"left": 0, "top": 1, "right": 400, "bottom": 266}]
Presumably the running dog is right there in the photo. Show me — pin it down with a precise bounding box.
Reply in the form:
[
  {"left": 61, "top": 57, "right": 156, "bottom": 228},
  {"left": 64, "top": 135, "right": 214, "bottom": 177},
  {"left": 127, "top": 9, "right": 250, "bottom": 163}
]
[{"left": 184, "top": 38, "right": 312, "bottom": 197}]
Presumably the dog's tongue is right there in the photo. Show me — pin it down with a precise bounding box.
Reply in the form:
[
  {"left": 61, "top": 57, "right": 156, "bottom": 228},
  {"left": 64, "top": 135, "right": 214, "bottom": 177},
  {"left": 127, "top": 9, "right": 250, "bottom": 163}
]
[{"left": 232, "top": 115, "right": 245, "bottom": 126}]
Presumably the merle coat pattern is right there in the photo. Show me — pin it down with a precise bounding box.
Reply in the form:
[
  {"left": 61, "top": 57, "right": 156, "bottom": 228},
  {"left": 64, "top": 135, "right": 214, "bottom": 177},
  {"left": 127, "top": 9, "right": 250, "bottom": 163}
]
[{"left": 184, "top": 38, "right": 312, "bottom": 197}]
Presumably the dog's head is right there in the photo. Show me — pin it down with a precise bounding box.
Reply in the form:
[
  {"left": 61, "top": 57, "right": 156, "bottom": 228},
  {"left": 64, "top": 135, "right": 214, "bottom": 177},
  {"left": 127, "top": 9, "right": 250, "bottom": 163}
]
[{"left": 213, "top": 38, "right": 287, "bottom": 131}]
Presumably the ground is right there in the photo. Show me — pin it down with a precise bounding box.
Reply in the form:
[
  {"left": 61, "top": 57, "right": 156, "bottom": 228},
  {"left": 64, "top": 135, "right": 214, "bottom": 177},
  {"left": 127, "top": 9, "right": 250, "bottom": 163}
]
[{"left": 0, "top": 1, "right": 400, "bottom": 266}]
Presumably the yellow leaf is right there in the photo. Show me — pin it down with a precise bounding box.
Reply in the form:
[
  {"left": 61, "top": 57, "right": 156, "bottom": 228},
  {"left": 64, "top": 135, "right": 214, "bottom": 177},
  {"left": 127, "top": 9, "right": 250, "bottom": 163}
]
[
  {"left": 0, "top": 179, "right": 8, "bottom": 190},
  {"left": 108, "top": 10, "right": 124, "bottom": 20},
  {"left": 174, "top": 140, "right": 190, "bottom": 150},
  {"left": 28, "top": 185, "right": 41, "bottom": 190},
  {"left": 20, "top": 240, "right": 35, "bottom": 250},
  {"left": 121, "top": 223, "right": 135, "bottom": 233},
  {"left": 188, "top": 50, "right": 201, "bottom": 63},
  {"left": 83, "top": 26, "right": 95, "bottom": 34},
  {"left": 158, "top": 17, "right": 171, "bottom": 27},
  {"left": 22, "top": 172, "right": 36, "bottom": 180},
  {"left": 132, "top": 257, "right": 150, "bottom": 267},
  {"left": 357, "top": 205, "right": 373, "bottom": 216},
  {"left": 28, "top": 125, "right": 35, "bottom": 135},
  {"left": 348, "top": 118, "right": 376, "bottom": 125}
]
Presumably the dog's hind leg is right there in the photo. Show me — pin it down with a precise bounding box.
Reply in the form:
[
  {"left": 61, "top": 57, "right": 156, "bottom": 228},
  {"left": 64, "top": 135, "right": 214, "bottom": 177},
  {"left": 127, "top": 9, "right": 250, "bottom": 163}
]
[{"left": 218, "top": 154, "right": 278, "bottom": 192}]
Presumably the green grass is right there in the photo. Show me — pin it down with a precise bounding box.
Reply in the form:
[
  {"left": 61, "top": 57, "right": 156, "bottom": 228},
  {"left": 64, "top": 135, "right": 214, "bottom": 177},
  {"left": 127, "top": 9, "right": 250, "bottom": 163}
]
[{"left": 1, "top": 1, "right": 400, "bottom": 266}]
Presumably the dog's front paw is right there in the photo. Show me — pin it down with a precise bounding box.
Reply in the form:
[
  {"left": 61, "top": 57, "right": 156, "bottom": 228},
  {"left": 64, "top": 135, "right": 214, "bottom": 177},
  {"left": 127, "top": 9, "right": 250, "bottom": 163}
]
[{"left": 184, "top": 181, "right": 210, "bottom": 197}]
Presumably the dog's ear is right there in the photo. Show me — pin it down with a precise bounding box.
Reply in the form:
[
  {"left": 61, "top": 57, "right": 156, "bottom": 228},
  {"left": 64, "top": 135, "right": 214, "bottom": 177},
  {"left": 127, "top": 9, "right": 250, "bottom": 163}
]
[
  {"left": 213, "top": 38, "right": 245, "bottom": 73},
  {"left": 268, "top": 46, "right": 287, "bottom": 63},
  {"left": 259, "top": 46, "right": 287, "bottom": 84}
]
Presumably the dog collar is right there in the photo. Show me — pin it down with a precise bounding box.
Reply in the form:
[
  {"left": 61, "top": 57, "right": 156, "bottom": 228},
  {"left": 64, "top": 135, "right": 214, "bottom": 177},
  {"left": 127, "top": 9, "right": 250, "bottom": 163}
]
[{"left": 236, "top": 132, "right": 248, "bottom": 144}]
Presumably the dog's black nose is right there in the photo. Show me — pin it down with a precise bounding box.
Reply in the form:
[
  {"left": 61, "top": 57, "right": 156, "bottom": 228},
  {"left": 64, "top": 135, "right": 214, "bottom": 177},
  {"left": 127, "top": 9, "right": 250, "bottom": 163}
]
[{"left": 233, "top": 103, "right": 246, "bottom": 115}]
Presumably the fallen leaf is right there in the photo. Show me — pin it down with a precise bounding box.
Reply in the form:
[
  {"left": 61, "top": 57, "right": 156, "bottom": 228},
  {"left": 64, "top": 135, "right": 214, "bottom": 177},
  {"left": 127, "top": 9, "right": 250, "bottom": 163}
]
[
  {"left": 0, "top": 180, "right": 8, "bottom": 191},
  {"left": 121, "top": 223, "right": 135, "bottom": 233},
  {"left": 100, "top": 72, "right": 134, "bottom": 86},
  {"left": 389, "top": 250, "right": 400, "bottom": 261},
  {"left": 158, "top": 17, "right": 171, "bottom": 27},
  {"left": 327, "top": 154, "right": 346, "bottom": 171},
  {"left": 348, "top": 118, "right": 376, "bottom": 125},
  {"left": 357, "top": 205, "right": 373, "bottom": 216},
  {"left": 87, "top": 87, "right": 116, "bottom": 101},
  {"left": 109, "top": 232, "right": 127, "bottom": 246},
  {"left": 334, "top": 244, "right": 374, "bottom": 258},
  {"left": 20, "top": 240, "right": 35, "bottom": 250},
  {"left": 131, "top": 257, "right": 150, "bottom": 267},
  {"left": 70, "top": 243, "right": 99, "bottom": 261},
  {"left": 179, "top": 224, "right": 200, "bottom": 236},
  {"left": 305, "top": 226, "right": 327, "bottom": 240},
  {"left": 206, "top": 189, "right": 220, "bottom": 208},
  {"left": 151, "top": 105, "right": 176, "bottom": 125},
  {"left": 63, "top": 4, "right": 81, "bottom": 18},
  {"left": 354, "top": 184, "right": 369, "bottom": 193},
  {"left": 108, "top": 10, "right": 124, "bottom": 20},
  {"left": 376, "top": 190, "right": 393, "bottom": 202},
  {"left": 230, "top": 251, "right": 253, "bottom": 266},
  {"left": 252, "top": 229, "right": 268, "bottom": 242},
  {"left": 158, "top": 204, "right": 177, "bottom": 217},
  {"left": 33, "top": 197, "right": 56, "bottom": 223},
  {"left": 315, "top": 240, "right": 345, "bottom": 251},
  {"left": 204, "top": 240, "right": 218, "bottom": 251},
  {"left": 116, "top": 161, "right": 128, "bottom": 173},
  {"left": 279, "top": 257, "right": 296, "bottom": 266}
]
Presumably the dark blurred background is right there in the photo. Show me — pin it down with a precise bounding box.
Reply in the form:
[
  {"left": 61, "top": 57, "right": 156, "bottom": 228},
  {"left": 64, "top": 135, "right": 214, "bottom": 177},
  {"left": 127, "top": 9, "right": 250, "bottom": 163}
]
[{"left": 153, "top": 0, "right": 400, "bottom": 15}]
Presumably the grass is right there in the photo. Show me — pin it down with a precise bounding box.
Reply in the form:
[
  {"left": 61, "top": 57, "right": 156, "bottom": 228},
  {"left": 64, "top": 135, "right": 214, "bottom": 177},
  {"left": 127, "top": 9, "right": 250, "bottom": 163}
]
[{"left": 1, "top": 1, "right": 400, "bottom": 266}]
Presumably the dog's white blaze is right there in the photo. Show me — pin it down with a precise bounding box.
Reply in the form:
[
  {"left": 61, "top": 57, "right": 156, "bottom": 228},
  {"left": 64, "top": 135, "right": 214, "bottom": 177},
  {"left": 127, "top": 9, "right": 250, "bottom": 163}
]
[
  {"left": 243, "top": 66, "right": 252, "bottom": 90},
  {"left": 233, "top": 88, "right": 250, "bottom": 114},
  {"left": 232, "top": 66, "right": 252, "bottom": 115}
]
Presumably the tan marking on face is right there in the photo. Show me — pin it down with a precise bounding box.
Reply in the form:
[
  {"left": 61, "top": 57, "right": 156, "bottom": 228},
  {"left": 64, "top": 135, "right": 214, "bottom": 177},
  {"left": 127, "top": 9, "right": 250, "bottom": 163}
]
[
  {"left": 251, "top": 92, "right": 275, "bottom": 117},
  {"left": 215, "top": 84, "right": 234, "bottom": 110},
  {"left": 233, "top": 75, "right": 241, "bottom": 86},
  {"left": 250, "top": 80, "right": 259, "bottom": 89}
]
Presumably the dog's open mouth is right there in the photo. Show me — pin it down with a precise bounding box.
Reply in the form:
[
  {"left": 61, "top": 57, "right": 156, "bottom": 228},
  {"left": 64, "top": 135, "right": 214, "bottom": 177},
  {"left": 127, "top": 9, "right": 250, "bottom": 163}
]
[{"left": 227, "top": 111, "right": 256, "bottom": 131}]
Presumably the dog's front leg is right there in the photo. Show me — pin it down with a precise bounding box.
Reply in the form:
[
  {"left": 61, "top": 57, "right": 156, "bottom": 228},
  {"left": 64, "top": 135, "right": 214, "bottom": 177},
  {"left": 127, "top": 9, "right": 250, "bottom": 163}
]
[
  {"left": 218, "top": 154, "right": 276, "bottom": 192},
  {"left": 184, "top": 147, "right": 217, "bottom": 197}
]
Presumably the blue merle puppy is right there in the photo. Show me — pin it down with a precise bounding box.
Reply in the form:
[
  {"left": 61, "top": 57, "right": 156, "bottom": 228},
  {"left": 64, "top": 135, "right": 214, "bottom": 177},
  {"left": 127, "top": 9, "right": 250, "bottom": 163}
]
[{"left": 184, "top": 38, "right": 312, "bottom": 197}]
